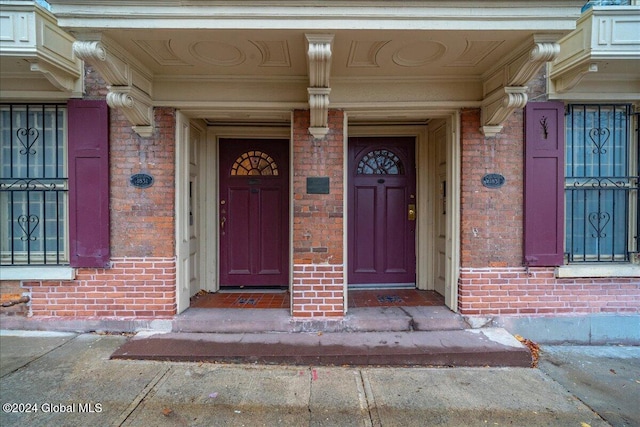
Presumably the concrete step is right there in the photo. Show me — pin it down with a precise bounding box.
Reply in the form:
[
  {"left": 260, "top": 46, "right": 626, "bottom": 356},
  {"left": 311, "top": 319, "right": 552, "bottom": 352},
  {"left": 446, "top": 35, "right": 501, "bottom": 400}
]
[
  {"left": 111, "top": 328, "right": 532, "bottom": 367},
  {"left": 172, "top": 306, "right": 470, "bottom": 333}
]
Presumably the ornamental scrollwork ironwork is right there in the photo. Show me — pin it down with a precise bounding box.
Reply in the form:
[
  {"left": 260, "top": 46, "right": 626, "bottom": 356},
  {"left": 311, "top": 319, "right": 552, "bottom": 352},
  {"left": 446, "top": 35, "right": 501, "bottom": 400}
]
[
  {"left": 17, "top": 214, "right": 39, "bottom": 242},
  {"left": 588, "top": 211, "right": 610, "bottom": 239},
  {"left": 567, "top": 177, "right": 635, "bottom": 189},
  {"left": 0, "top": 178, "right": 61, "bottom": 191},
  {"left": 589, "top": 127, "right": 610, "bottom": 154},
  {"left": 16, "top": 127, "right": 39, "bottom": 155}
]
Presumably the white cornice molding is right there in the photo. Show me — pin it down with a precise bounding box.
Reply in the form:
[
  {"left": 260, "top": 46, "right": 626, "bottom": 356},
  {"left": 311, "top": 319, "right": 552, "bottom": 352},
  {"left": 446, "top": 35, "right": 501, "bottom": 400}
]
[
  {"left": 306, "top": 34, "right": 334, "bottom": 139},
  {"left": 48, "top": 1, "right": 583, "bottom": 31},
  {"left": 73, "top": 36, "right": 155, "bottom": 137},
  {"left": 480, "top": 36, "right": 561, "bottom": 136}
]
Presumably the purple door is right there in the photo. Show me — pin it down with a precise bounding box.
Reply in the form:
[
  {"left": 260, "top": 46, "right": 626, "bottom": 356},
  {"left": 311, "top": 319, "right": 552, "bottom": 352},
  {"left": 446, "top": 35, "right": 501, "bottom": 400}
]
[
  {"left": 348, "top": 137, "right": 416, "bottom": 286},
  {"left": 219, "top": 139, "right": 289, "bottom": 287}
]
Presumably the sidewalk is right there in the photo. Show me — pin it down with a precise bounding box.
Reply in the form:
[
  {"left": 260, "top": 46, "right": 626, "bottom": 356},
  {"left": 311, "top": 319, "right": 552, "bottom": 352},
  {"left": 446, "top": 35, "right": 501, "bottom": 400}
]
[{"left": 1, "top": 330, "right": 639, "bottom": 427}]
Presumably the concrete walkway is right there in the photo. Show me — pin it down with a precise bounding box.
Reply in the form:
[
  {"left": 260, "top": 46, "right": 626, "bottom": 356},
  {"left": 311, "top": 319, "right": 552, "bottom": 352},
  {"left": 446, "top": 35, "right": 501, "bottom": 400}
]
[{"left": 2, "top": 330, "right": 638, "bottom": 426}]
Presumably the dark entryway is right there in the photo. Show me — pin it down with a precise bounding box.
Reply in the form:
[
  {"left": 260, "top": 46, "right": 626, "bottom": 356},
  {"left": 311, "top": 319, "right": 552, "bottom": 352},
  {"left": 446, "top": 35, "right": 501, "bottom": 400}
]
[
  {"left": 219, "top": 138, "right": 289, "bottom": 287},
  {"left": 348, "top": 137, "right": 417, "bottom": 287}
]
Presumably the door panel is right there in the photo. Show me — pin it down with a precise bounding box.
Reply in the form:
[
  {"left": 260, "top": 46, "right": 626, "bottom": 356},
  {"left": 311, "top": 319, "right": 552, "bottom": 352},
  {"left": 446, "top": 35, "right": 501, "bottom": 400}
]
[
  {"left": 258, "top": 186, "right": 285, "bottom": 274},
  {"left": 226, "top": 187, "right": 251, "bottom": 275},
  {"left": 348, "top": 137, "right": 416, "bottom": 286},
  {"left": 385, "top": 185, "right": 409, "bottom": 273},
  {"left": 219, "top": 139, "right": 289, "bottom": 287},
  {"left": 353, "top": 186, "right": 377, "bottom": 273}
]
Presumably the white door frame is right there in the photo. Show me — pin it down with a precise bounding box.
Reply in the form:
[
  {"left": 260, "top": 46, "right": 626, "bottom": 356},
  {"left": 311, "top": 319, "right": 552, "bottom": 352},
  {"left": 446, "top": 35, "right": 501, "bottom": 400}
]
[
  {"left": 345, "top": 113, "right": 460, "bottom": 311},
  {"left": 204, "top": 125, "right": 292, "bottom": 293},
  {"left": 175, "top": 112, "right": 191, "bottom": 313}
]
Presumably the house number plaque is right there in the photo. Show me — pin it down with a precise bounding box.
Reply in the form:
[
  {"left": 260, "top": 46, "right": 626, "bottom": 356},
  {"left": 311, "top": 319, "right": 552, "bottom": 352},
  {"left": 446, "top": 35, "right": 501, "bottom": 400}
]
[
  {"left": 306, "top": 177, "right": 330, "bottom": 194},
  {"left": 130, "top": 173, "right": 154, "bottom": 189},
  {"left": 482, "top": 173, "right": 505, "bottom": 189}
]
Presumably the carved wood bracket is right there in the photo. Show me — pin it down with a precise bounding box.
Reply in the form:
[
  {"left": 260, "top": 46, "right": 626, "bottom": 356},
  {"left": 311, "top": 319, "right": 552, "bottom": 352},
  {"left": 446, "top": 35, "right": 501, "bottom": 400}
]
[
  {"left": 73, "top": 37, "right": 155, "bottom": 138},
  {"left": 481, "top": 37, "right": 561, "bottom": 137},
  {"left": 306, "top": 34, "right": 334, "bottom": 139}
]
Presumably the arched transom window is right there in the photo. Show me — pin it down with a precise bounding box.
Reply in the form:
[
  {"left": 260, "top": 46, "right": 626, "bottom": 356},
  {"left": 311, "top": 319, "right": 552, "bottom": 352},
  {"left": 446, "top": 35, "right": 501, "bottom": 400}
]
[
  {"left": 356, "top": 149, "right": 404, "bottom": 175},
  {"left": 231, "top": 150, "right": 279, "bottom": 176}
]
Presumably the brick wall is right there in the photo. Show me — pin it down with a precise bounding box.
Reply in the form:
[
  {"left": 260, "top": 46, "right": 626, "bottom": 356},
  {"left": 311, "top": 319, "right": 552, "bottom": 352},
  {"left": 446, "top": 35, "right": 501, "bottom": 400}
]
[
  {"left": 291, "top": 109, "right": 345, "bottom": 317},
  {"left": 292, "top": 264, "right": 344, "bottom": 317},
  {"left": 460, "top": 108, "right": 523, "bottom": 267},
  {"left": 23, "top": 258, "right": 176, "bottom": 318},
  {"left": 1, "top": 70, "right": 179, "bottom": 319},
  {"left": 110, "top": 107, "right": 176, "bottom": 257},
  {"left": 459, "top": 267, "right": 640, "bottom": 316},
  {"left": 458, "top": 91, "right": 639, "bottom": 316}
]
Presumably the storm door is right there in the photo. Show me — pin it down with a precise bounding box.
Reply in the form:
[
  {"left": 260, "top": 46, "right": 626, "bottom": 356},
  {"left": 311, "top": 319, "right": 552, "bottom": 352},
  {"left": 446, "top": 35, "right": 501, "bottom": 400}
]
[
  {"left": 348, "top": 137, "right": 417, "bottom": 287},
  {"left": 219, "top": 139, "right": 289, "bottom": 287}
]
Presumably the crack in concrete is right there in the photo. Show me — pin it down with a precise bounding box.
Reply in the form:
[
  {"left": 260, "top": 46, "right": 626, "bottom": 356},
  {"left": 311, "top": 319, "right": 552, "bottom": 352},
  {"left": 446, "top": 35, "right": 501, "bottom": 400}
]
[
  {"left": 307, "top": 368, "right": 313, "bottom": 424},
  {"left": 0, "top": 332, "right": 76, "bottom": 379},
  {"left": 355, "top": 370, "right": 373, "bottom": 427},
  {"left": 358, "top": 370, "right": 382, "bottom": 427},
  {"left": 114, "top": 366, "right": 171, "bottom": 427},
  {"left": 398, "top": 307, "right": 416, "bottom": 331}
]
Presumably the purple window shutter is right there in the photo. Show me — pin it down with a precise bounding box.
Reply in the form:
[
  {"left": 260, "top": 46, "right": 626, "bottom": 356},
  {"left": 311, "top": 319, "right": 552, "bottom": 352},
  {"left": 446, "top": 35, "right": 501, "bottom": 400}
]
[
  {"left": 67, "top": 99, "right": 110, "bottom": 268},
  {"left": 524, "top": 101, "right": 565, "bottom": 266}
]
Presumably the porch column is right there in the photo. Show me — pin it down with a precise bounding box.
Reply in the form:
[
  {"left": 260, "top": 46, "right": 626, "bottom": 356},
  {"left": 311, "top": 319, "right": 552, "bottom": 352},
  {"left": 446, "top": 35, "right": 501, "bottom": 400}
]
[{"left": 292, "top": 109, "right": 345, "bottom": 318}]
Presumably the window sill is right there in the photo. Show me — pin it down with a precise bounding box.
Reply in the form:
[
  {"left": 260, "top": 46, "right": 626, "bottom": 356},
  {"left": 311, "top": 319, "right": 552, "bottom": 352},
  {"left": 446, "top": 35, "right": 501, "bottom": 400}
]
[
  {"left": 556, "top": 264, "right": 640, "bottom": 278},
  {"left": 0, "top": 267, "right": 75, "bottom": 281}
]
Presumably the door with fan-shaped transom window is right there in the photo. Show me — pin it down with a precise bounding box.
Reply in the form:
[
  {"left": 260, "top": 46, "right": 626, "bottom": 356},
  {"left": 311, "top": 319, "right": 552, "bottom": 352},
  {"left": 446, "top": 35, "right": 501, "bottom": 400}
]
[
  {"left": 219, "top": 139, "right": 289, "bottom": 287},
  {"left": 348, "top": 137, "right": 416, "bottom": 287}
]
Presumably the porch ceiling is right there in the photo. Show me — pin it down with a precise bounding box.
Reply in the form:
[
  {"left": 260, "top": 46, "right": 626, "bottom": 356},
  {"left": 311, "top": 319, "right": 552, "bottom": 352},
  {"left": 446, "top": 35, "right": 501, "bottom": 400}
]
[
  {"left": 47, "top": 0, "right": 584, "bottom": 132},
  {"left": 104, "top": 28, "right": 532, "bottom": 80}
]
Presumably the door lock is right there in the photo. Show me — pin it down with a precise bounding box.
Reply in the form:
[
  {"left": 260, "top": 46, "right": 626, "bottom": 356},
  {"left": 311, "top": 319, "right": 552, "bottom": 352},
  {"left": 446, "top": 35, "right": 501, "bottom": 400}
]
[{"left": 408, "top": 204, "right": 416, "bottom": 221}]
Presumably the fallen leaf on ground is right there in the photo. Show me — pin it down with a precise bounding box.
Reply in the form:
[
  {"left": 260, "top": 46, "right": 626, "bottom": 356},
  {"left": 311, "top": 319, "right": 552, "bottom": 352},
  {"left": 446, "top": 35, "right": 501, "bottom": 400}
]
[
  {"left": 514, "top": 335, "right": 540, "bottom": 367},
  {"left": 609, "top": 369, "right": 616, "bottom": 374},
  {"left": 581, "top": 422, "right": 591, "bottom": 427},
  {"left": 162, "top": 408, "right": 173, "bottom": 417}
]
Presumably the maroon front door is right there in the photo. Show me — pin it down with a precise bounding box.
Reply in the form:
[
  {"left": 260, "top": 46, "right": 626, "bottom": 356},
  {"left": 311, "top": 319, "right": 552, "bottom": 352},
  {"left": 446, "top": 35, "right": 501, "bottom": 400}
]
[
  {"left": 348, "top": 137, "right": 416, "bottom": 286},
  {"left": 219, "top": 139, "right": 289, "bottom": 287}
]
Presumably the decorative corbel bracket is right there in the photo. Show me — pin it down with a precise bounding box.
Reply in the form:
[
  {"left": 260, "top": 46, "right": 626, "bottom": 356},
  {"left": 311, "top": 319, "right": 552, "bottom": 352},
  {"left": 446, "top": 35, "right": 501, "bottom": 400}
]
[
  {"left": 28, "top": 60, "right": 81, "bottom": 93},
  {"left": 550, "top": 62, "right": 599, "bottom": 93},
  {"left": 306, "top": 34, "right": 334, "bottom": 139},
  {"left": 481, "top": 36, "right": 561, "bottom": 136},
  {"left": 106, "top": 87, "right": 154, "bottom": 138},
  {"left": 73, "top": 37, "right": 155, "bottom": 138},
  {"left": 481, "top": 87, "right": 528, "bottom": 137}
]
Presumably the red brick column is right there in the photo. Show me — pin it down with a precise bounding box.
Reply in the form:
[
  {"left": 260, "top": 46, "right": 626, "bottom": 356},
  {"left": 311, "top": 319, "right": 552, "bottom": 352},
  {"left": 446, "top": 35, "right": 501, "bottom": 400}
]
[
  {"left": 291, "top": 109, "right": 345, "bottom": 318},
  {"left": 459, "top": 108, "right": 524, "bottom": 268}
]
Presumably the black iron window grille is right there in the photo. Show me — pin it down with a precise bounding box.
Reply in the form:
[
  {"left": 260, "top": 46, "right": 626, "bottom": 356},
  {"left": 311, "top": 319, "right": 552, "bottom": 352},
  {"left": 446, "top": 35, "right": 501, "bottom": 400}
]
[
  {"left": 565, "top": 104, "right": 638, "bottom": 263},
  {"left": 0, "top": 104, "right": 68, "bottom": 266}
]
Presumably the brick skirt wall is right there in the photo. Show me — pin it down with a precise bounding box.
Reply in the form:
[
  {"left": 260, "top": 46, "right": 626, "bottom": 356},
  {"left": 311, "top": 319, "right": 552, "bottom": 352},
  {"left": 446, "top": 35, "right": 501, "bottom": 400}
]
[
  {"left": 292, "top": 264, "right": 344, "bottom": 318},
  {"left": 459, "top": 267, "right": 640, "bottom": 316},
  {"left": 22, "top": 257, "right": 176, "bottom": 318}
]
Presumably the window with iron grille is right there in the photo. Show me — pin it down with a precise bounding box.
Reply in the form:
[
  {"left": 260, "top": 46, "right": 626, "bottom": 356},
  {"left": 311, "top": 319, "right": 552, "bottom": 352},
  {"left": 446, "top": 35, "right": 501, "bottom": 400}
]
[
  {"left": 565, "top": 104, "right": 639, "bottom": 263},
  {"left": 0, "top": 104, "right": 68, "bottom": 265}
]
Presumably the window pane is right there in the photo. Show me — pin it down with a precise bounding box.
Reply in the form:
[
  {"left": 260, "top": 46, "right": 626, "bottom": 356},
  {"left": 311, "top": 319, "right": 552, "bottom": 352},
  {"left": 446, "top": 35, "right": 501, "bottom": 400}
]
[
  {"left": 565, "top": 104, "right": 635, "bottom": 263},
  {"left": 0, "top": 104, "right": 68, "bottom": 265}
]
